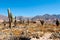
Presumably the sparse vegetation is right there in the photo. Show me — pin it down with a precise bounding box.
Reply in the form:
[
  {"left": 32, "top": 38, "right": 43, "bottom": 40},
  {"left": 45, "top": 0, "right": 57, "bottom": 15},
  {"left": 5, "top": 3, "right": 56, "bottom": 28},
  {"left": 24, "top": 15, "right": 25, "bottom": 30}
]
[
  {"left": 27, "top": 18, "right": 29, "bottom": 25},
  {"left": 14, "top": 16, "right": 17, "bottom": 27},
  {"left": 0, "top": 9, "right": 60, "bottom": 40},
  {"left": 40, "top": 20, "right": 44, "bottom": 26},
  {"left": 3, "top": 20, "right": 6, "bottom": 27},
  {"left": 56, "top": 19, "right": 59, "bottom": 26}
]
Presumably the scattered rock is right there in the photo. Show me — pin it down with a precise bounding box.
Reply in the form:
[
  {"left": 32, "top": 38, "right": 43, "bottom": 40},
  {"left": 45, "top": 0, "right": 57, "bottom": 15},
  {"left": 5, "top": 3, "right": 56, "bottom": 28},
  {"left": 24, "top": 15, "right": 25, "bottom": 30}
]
[{"left": 50, "top": 32, "right": 60, "bottom": 39}]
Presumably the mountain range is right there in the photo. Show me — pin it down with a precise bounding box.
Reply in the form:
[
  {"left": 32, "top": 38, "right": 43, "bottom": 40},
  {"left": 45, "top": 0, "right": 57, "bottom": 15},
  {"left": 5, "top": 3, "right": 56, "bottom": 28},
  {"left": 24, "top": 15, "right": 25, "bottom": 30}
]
[
  {"left": 0, "top": 14, "right": 60, "bottom": 21},
  {"left": 0, "top": 15, "right": 8, "bottom": 21},
  {"left": 31, "top": 14, "right": 60, "bottom": 21}
]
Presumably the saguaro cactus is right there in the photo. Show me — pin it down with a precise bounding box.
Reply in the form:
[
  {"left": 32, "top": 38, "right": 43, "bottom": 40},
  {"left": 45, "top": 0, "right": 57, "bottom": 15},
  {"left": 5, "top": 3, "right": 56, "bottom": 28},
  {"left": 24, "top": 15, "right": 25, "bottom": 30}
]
[
  {"left": 14, "top": 16, "right": 16, "bottom": 27},
  {"left": 56, "top": 19, "right": 59, "bottom": 26},
  {"left": 8, "top": 8, "right": 13, "bottom": 28},
  {"left": 27, "top": 18, "right": 29, "bottom": 25},
  {"left": 22, "top": 19, "right": 24, "bottom": 24},
  {"left": 19, "top": 17, "right": 22, "bottom": 24}
]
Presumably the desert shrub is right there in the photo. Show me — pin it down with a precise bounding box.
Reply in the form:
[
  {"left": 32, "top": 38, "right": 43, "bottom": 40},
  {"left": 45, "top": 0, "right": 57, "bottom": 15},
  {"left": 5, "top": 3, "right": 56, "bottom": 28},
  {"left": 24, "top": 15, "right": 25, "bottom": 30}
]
[
  {"left": 33, "top": 21, "right": 36, "bottom": 23},
  {"left": 13, "top": 37, "right": 19, "bottom": 40},
  {"left": 3, "top": 20, "right": 6, "bottom": 27},
  {"left": 40, "top": 20, "right": 44, "bottom": 25},
  {"left": 19, "top": 37, "right": 31, "bottom": 40},
  {"left": 19, "top": 17, "right": 24, "bottom": 24},
  {"left": 31, "top": 21, "right": 36, "bottom": 23},
  {"left": 56, "top": 19, "right": 59, "bottom": 26}
]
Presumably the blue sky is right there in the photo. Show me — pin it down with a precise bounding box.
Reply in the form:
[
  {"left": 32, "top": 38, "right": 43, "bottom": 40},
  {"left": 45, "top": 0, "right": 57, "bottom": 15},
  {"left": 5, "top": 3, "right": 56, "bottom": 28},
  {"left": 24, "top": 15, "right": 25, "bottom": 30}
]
[{"left": 0, "top": 0, "right": 60, "bottom": 16}]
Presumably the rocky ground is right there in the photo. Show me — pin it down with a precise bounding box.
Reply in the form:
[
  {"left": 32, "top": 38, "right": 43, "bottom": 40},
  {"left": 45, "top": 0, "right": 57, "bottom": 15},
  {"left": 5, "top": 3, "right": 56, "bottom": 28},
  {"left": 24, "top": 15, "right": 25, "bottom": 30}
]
[
  {"left": 30, "top": 32, "right": 60, "bottom": 40},
  {"left": 0, "top": 23, "right": 60, "bottom": 40},
  {"left": 0, "top": 29, "right": 60, "bottom": 40}
]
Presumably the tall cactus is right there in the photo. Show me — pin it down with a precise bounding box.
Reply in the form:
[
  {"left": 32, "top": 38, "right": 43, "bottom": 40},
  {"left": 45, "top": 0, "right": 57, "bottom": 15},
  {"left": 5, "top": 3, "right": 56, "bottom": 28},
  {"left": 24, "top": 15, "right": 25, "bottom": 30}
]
[
  {"left": 7, "top": 8, "right": 13, "bottom": 28},
  {"left": 19, "top": 17, "right": 22, "bottom": 24},
  {"left": 22, "top": 19, "right": 24, "bottom": 24},
  {"left": 14, "top": 16, "right": 16, "bottom": 27},
  {"left": 27, "top": 18, "right": 29, "bottom": 25}
]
